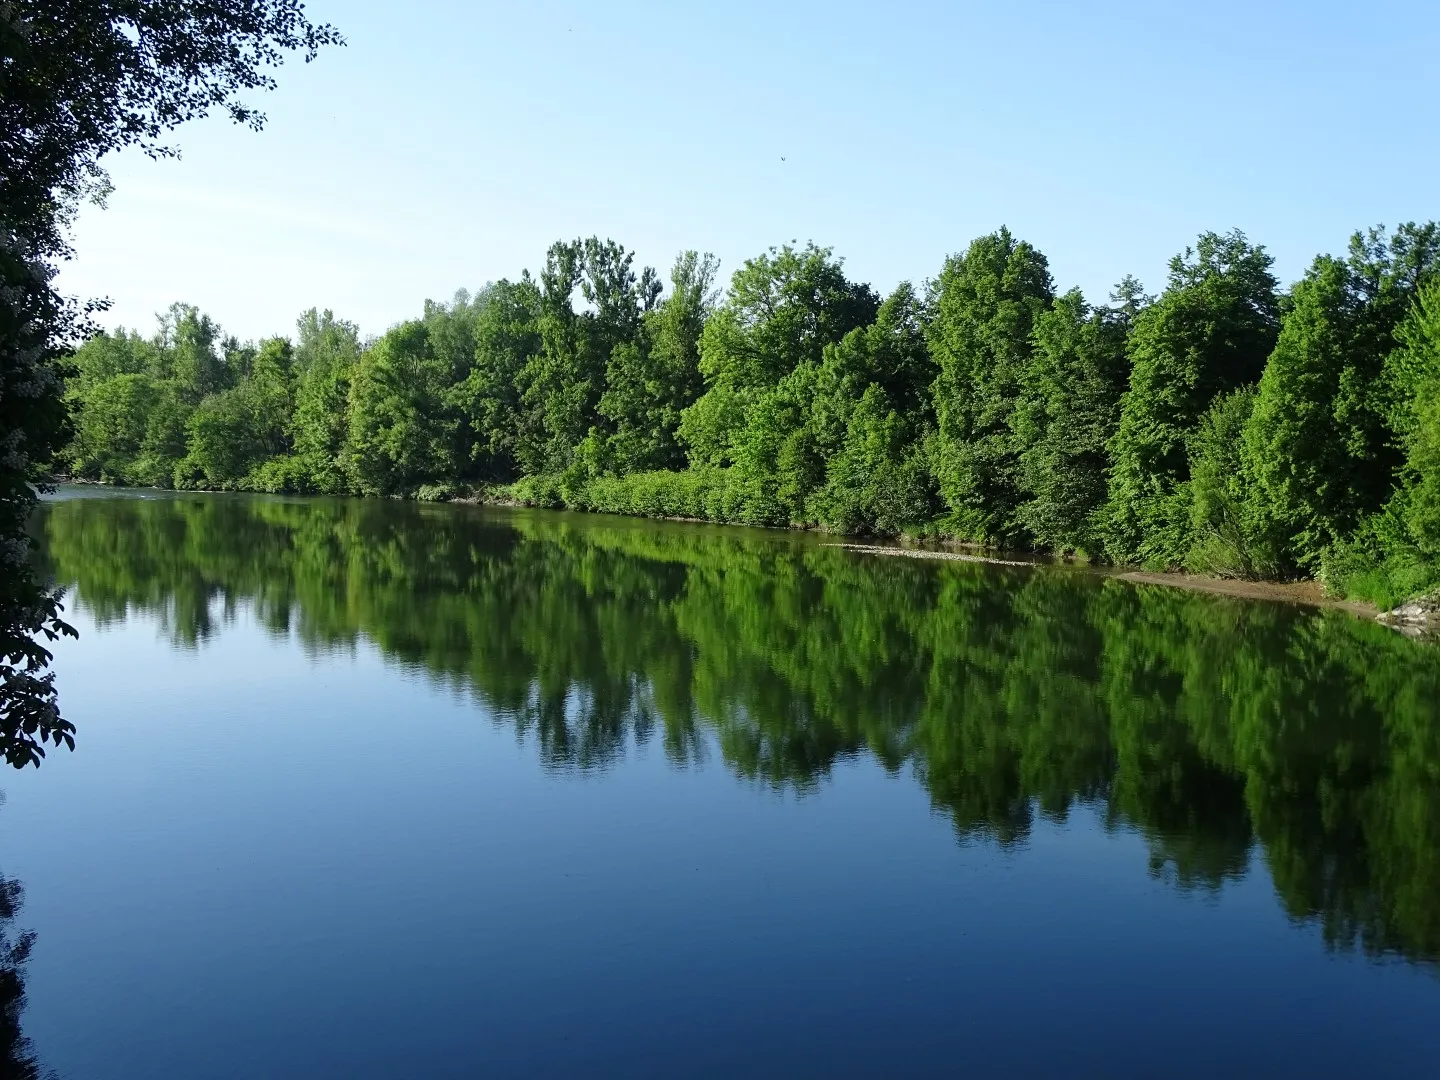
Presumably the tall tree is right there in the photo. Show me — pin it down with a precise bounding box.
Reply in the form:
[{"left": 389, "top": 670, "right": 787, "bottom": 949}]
[
  {"left": 809, "top": 282, "right": 938, "bottom": 534},
  {"left": 1014, "top": 282, "right": 1138, "bottom": 553},
  {"left": 1103, "top": 231, "right": 1279, "bottom": 566},
  {"left": 179, "top": 335, "right": 293, "bottom": 487},
  {"left": 423, "top": 290, "right": 481, "bottom": 384},
  {"left": 810, "top": 279, "right": 935, "bottom": 452},
  {"left": 181, "top": 385, "right": 261, "bottom": 487},
  {"left": 64, "top": 327, "right": 160, "bottom": 481},
  {"left": 290, "top": 308, "right": 361, "bottom": 493},
  {"left": 0, "top": 1, "right": 341, "bottom": 763},
  {"left": 157, "top": 302, "right": 228, "bottom": 402},
  {"left": 727, "top": 362, "right": 825, "bottom": 524},
  {"left": 346, "top": 321, "right": 458, "bottom": 496},
  {"left": 516, "top": 238, "right": 660, "bottom": 475},
  {"left": 679, "top": 243, "right": 877, "bottom": 468},
  {"left": 927, "top": 227, "right": 1054, "bottom": 543},
  {"left": 245, "top": 336, "right": 295, "bottom": 459},
  {"left": 65, "top": 371, "right": 158, "bottom": 482},
  {"left": 1184, "top": 386, "right": 1287, "bottom": 579},
  {"left": 600, "top": 251, "right": 720, "bottom": 473},
  {"left": 1243, "top": 224, "right": 1440, "bottom": 565},
  {"left": 1385, "top": 279, "right": 1440, "bottom": 563},
  {"left": 450, "top": 279, "right": 543, "bottom": 482}
]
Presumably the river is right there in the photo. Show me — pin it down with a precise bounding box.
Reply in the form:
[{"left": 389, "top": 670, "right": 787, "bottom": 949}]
[{"left": 6, "top": 487, "right": 1439, "bottom": 1077}]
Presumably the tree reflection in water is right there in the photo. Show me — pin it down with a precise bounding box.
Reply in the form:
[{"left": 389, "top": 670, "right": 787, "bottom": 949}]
[
  {"left": 0, "top": 831, "right": 49, "bottom": 1079},
  {"left": 35, "top": 492, "right": 1440, "bottom": 966}
]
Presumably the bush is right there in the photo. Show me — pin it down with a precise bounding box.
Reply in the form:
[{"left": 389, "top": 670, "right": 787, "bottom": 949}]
[
  {"left": 1321, "top": 504, "right": 1440, "bottom": 609},
  {"left": 415, "top": 482, "right": 463, "bottom": 502},
  {"left": 582, "top": 469, "right": 749, "bottom": 523},
  {"left": 505, "top": 474, "right": 567, "bottom": 508},
  {"left": 245, "top": 455, "right": 317, "bottom": 494}
]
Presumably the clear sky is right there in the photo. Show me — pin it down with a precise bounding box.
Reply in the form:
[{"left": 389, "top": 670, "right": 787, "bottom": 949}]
[{"left": 56, "top": 0, "right": 1440, "bottom": 343}]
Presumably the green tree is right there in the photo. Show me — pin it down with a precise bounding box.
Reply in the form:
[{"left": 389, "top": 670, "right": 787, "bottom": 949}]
[
  {"left": 423, "top": 290, "right": 481, "bottom": 384},
  {"left": 1103, "top": 231, "right": 1280, "bottom": 567},
  {"left": 599, "top": 251, "right": 720, "bottom": 473},
  {"left": 66, "top": 326, "right": 157, "bottom": 391},
  {"left": 66, "top": 372, "right": 158, "bottom": 482},
  {"left": 927, "top": 228, "right": 1054, "bottom": 543},
  {"left": 1243, "top": 224, "right": 1440, "bottom": 566},
  {"left": 1328, "top": 277, "right": 1440, "bottom": 603},
  {"left": 1185, "top": 387, "right": 1286, "bottom": 578},
  {"left": 1391, "top": 279, "right": 1440, "bottom": 554},
  {"left": 679, "top": 243, "right": 877, "bottom": 468},
  {"left": 64, "top": 327, "right": 164, "bottom": 481},
  {"left": 816, "top": 384, "right": 936, "bottom": 534},
  {"left": 178, "top": 335, "right": 293, "bottom": 488},
  {"left": 450, "top": 279, "right": 543, "bottom": 482},
  {"left": 346, "top": 321, "right": 458, "bottom": 496},
  {"left": 244, "top": 336, "right": 295, "bottom": 460},
  {"left": 65, "top": 313, "right": 195, "bottom": 487},
  {"left": 727, "top": 362, "right": 825, "bottom": 524},
  {"left": 155, "top": 302, "right": 229, "bottom": 403},
  {"left": 181, "top": 386, "right": 261, "bottom": 487},
  {"left": 812, "top": 280, "right": 935, "bottom": 449},
  {"left": 134, "top": 380, "right": 192, "bottom": 486},
  {"left": 290, "top": 308, "right": 361, "bottom": 493},
  {"left": 697, "top": 242, "right": 876, "bottom": 388},
  {"left": 1014, "top": 283, "right": 1137, "bottom": 553},
  {"left": 809, "top": 282, "right": 938, "bottom": 533},
  {"left": 516, "top": 238, "right": 660, "bottom": 475}
]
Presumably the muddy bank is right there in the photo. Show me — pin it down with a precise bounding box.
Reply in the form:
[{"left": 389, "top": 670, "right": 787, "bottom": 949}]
[
  {"left": 1111, "top": 571, "right": 1377, "bottom": 616},
  {"left": 831, "top": 543, "right": 1045, "bottom": 569},
  {"left": 829, "top": 543, "right": 1381, "bottom": 618}
]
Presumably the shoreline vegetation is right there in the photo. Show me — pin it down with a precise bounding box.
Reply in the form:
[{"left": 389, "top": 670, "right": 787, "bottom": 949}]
[{"left": 57, "top": 225, "right": 1440, "bottom": 616}]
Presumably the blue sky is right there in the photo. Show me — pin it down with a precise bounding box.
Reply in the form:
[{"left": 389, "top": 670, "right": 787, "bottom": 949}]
[{"left": 57, "top": 0, "right": 1440, "bottom": 342}]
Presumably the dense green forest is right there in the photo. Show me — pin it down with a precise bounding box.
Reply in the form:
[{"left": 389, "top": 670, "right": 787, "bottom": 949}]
[
  {"left": 36, "top": 493, "right": 1440, "bottom": 964},
  {"left": 60, "top": 225, "right": 1440, "bottom": 605}
]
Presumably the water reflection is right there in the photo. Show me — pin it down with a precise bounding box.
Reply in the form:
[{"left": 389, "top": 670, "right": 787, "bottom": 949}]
[
  {"left": 35, "top": 491, "right": 1440, "bottom": 966},
  {"left": 0, "top": 855, "right": 46, "bottom": 1079}
]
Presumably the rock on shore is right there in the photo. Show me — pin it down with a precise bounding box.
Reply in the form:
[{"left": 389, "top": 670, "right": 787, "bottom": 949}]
[{"left": 1378, "top": 591, "right": 1440, "bottom": 637}]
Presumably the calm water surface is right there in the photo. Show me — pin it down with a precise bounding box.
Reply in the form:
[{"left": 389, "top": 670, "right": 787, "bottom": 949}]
[{"left": 7, "top": 488, "right": 1440, "bottom": 1078}]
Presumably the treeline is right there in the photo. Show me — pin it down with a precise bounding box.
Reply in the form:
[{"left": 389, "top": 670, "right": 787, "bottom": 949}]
[
  {"left": 62, "top": 226, "right": 1440, "bottom": 604},
  {"left": 37, "top": 494, "right": 1440, "bottom": 962}
]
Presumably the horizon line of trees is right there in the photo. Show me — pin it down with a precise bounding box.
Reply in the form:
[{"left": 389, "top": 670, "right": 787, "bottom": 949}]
[{"left": 61, "top": 224, "right": 1440, "bottom": 605}]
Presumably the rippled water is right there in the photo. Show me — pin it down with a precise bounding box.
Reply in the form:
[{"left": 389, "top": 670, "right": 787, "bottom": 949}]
[{"left": 6, "top": 488, "right": 1439, "bottom": 1078}]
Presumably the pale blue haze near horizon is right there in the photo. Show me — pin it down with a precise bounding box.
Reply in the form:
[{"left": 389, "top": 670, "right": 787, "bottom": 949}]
[{"left": 55, "top": 0, "right": 1440, "bottom": 343}]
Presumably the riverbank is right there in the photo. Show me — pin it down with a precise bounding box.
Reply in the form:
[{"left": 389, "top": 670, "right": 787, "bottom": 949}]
[{"left": 828, "top": 542, "right": 1382, "bottom": 618}]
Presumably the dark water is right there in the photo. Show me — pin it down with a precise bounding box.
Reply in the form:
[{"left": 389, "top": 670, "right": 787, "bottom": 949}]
[{"left": 7, "top": 488, "right": 1440, "bottom": 1078}]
